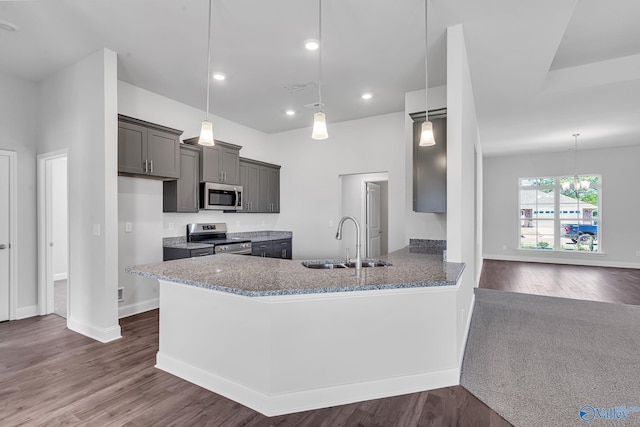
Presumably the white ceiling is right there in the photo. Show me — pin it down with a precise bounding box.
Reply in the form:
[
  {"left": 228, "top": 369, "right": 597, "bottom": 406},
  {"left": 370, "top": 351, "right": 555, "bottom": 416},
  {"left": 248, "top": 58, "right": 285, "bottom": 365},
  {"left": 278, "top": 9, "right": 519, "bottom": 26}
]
[{"left": 1, "top": 0, "right": 639, "bottom": 155}]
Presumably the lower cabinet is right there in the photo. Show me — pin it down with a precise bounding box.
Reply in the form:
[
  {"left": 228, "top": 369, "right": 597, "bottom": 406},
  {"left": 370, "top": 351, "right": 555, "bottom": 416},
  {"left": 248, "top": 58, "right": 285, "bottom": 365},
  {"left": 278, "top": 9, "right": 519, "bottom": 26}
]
[
  {"left": 250, "top": 238, "right": 292, "bottom": 259},
  {"left": 163, "top": 246, "right": 213, "bottom": 261}
]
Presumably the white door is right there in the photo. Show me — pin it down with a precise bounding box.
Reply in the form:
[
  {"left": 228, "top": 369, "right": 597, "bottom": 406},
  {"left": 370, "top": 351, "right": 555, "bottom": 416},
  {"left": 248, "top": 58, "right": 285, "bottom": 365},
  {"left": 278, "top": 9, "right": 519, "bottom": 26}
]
[
  {"left": 366, "top": 182, "right": 381, "bottom": 258},
  {"left": 0, "top": 155, "right": 10, "bottom": 321}
]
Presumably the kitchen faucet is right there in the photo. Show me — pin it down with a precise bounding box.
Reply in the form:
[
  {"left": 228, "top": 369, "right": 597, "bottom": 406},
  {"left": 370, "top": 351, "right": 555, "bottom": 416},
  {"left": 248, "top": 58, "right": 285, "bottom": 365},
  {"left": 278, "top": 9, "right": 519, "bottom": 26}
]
[{"left": 335, "top": 216, "right": 361, "bottom": 273}]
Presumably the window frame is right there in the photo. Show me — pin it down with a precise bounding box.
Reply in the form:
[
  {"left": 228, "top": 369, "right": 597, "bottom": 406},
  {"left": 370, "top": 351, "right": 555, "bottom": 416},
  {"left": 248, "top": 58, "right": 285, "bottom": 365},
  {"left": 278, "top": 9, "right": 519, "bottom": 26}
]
[{"left": 518, "top": 175, "right": 602, "bottom": 253}]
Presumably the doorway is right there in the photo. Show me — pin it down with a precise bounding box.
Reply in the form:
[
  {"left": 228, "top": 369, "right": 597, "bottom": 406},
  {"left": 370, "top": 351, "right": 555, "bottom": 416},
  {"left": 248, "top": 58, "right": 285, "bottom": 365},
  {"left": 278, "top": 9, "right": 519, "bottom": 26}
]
[
  {"left": 339, "top": 172, "right": 388, "bottom": 259},
  {"left": 0, "top": 150, "right": 17, "bottom": 322},
  {"left": 38, "top": 150, "right": 69, "bottom": 318}
]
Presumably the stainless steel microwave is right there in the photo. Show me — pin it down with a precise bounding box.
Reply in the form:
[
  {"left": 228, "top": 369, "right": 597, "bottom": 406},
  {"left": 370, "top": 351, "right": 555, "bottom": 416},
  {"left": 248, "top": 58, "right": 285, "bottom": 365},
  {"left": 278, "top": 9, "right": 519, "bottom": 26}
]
[{"left": 200, "top": 182, "right": 243, "bottom": 211}]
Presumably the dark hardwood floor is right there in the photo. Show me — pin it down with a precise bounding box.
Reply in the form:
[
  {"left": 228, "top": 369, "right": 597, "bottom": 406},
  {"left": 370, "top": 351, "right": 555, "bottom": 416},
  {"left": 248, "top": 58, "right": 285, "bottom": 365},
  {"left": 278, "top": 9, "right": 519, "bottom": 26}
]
[
  {"left": 0, "top": 310, "right": 511, "bottom": 427},
  {"left": 479, "top": 259, "right": 640, "bottom": 305}
]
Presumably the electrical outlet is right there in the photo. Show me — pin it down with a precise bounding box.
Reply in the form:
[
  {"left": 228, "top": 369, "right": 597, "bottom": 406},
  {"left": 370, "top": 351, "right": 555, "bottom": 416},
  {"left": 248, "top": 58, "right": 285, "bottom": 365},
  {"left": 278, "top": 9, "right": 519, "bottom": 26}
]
[
  {"left": 125, "top": 222, "right": 133, "bottom": 233},
  {"left": 168, "top": 222, "right": 175, "bottom": 230},
  {"left": 502, "top": 245, "right": 507, "bottom": 251},
  {"left": 117, "top": 287, "right": 124, "bottom": 302},
  {"left": 328, "top": 220, "right": 334, "bottom": 228},
  {"left": 635, "top": 250, "right": 640, "bottom": 257},
  {"left": 93, "top": 224, "right": 101, "bottom": 236}
]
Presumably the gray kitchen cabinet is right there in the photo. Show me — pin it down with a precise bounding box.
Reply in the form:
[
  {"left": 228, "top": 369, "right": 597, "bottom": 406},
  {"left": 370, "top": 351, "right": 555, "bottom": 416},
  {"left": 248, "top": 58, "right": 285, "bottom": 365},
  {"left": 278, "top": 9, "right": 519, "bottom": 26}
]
[
  {"left": 270, "top": 238, "right": 292, "bottom": 259},
  {"left": 251, "top": 241, "right": 273, "bottom": 257},
  {"left": 410, "top": 110, "right": 447, "bottom": 213},
  {"left": 259, "top": 164, "right": 280, "bottom": 213},
  {"left": 118, "top": 115, "right": 182, "bottom": 179},
  {"left": 184, "top": 137, "right": 241, "bottom": 184},
  {"left": 239, "top": 158, "right": 260, "bottom": 212},
  {"left": 163, "top": 246, "right": 213, "bottom": 261},
  {"left": 239, "top": 158, "right": 280, "bottom": 213},
  {"left": 163, "top": 145, "right": 200, "bottom": 213}
]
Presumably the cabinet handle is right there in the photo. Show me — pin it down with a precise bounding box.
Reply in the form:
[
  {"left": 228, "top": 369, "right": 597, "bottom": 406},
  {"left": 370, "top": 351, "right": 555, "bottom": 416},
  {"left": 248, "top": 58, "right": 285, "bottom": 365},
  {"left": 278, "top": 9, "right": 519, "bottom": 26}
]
[
  {"left": 220, "top": 171, "right": 223, "bottom": 182},
  {"left": 150, "top": 159, "right": 153, "bottom": 174},
  {"left": 224, "top": 171, "right": 227, "bottom": 182},
  {"left": 144, "top": 160, "right": 148, "bottom": 173},
  {"left": 0, "top": 244, "right": 7, "bottom": 250}
]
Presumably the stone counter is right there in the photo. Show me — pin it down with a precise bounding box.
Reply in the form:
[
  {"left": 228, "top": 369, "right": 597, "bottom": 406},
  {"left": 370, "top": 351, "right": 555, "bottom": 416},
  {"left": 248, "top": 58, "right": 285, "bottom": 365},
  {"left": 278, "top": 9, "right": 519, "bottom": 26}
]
[{"left": 127, "top": 246, "right": 464, "bottom": 297}]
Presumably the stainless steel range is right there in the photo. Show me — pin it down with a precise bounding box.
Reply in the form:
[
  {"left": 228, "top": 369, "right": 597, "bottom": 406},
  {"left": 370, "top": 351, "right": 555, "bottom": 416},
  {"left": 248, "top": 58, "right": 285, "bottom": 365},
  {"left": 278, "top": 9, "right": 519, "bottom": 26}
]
[{"left": 187, "top": 223, "right": 252, "bottom": 255}]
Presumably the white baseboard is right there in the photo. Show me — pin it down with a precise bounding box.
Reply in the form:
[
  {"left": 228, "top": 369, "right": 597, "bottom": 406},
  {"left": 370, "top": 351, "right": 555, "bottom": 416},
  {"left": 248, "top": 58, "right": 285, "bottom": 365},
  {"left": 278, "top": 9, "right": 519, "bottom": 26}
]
[
  {"left": 67, "top": 317, "right": 122, "bottom": 343},
  {"left": 156, "top": 352, "right": 459, "bottom": 417},
  {"left": 15, "top": 305, "right": 39, "bottom": 320},
  {"left": 53, "top": 273, "right": 68, "bottom": 281},
  {"left": 458, "top": 293, "right": 476, "bottom": 370},
  {"left": 484, "top": 253, "right": 640, "bottom": 269},
  {"left": 118, "top": 298, "right": 159, "bottom": 319}
]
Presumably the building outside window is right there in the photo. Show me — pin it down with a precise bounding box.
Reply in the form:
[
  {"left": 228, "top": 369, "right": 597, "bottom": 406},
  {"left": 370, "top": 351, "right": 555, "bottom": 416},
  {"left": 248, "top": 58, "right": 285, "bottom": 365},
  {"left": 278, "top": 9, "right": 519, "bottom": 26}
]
[{"left": 519, "top": 176, "right": 600, "bottom": 252}]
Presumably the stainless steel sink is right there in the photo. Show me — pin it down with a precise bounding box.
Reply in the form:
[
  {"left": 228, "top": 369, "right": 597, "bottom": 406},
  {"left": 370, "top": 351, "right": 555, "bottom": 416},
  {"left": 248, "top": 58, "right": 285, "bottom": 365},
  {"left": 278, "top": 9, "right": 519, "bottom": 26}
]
[{"left": 302, "top": 260, "right": 392, "bottom": 269}]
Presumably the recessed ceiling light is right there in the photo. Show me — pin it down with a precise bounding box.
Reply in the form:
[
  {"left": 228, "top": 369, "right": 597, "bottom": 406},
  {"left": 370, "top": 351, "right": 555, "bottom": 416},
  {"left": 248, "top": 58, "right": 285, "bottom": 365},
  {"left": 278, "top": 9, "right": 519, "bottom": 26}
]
[
  {"left": 362, "top": 93, "right": 373, "bottom": 100},
  {"left": 305, "top": 39, "right": 319, "bottom": 51},
  {"left": 212, "top": 73, "right": 226, "bottom": 81},
  {"left": 285, "top": 110, "right": 296, "bottom": 116},
  {"left": 0, "top": 20, "right": 19, "bottom": 32}
]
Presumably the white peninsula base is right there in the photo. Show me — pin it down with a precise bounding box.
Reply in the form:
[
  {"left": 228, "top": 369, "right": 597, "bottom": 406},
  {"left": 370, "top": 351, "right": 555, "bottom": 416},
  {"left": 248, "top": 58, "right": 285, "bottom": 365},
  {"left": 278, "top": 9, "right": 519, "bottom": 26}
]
[{"left": 155, "top": 279, "right": 461, "bottom": 417}]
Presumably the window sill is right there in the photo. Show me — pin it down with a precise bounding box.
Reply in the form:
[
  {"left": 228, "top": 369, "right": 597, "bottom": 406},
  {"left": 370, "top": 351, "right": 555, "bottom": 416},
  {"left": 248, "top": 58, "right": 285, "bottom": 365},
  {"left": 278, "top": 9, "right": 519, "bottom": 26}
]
[{"left": 516, "top": 248, "right": 606, "bottom": 256}]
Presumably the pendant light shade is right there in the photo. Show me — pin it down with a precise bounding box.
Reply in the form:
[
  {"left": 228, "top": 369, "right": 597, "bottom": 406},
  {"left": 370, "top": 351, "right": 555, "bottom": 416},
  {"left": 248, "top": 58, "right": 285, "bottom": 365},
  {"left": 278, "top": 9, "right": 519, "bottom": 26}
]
[
  {"left": 199, "top": 0, "right": 215, "bottom": 146},
  {"left": 199, "top": 120, "right": 214, "bottom": 146},
  {"left": 419, "top": 120, "right": 436, "bottom": 146},
  {"left": 312, "top": 112, "right": 329, "bottom": 140},
  {"left": 311, "top": 0, "right": 328, "bottom": 140}
]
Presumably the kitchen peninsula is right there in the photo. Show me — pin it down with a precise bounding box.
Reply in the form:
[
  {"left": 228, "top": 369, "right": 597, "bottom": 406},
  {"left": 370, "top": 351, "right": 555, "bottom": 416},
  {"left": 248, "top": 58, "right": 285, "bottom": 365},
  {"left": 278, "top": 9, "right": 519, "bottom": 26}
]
[{"left": 127, "top": 243, "right": 465, "bottom": 416}]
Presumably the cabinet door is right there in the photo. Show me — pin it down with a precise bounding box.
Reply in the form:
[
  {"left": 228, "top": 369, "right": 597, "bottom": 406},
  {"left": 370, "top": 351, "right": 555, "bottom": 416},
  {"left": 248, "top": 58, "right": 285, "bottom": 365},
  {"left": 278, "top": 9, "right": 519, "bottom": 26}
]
[
  {"left": 239, "top": 160, "right": 260, "bottom": 212},
  {"left": 147, "top": 129, "right": 180, "bottom": 179},
  {"left": 201, "top": 145, "right": 222, "bottom": 183},
  {"left": 118, "top": 121, "right": 147, "bottom": 175},
  {"left": 221, "top": 146, "right": 240, "bottom": 184},
  {"left": 270, "top": 239, "right": 292, "bottom": 259},
  {"left": 267, "top": 167, "right": 280, "bottom": 213},
  {"left": 177, "top": 147, "right": 199, "bottom": 212},
  {"left": 258, "top": 166, "right": 271, "bottom": 212},
  {"left": 251, "top": 241, "right": 273, "bottom": 257}
]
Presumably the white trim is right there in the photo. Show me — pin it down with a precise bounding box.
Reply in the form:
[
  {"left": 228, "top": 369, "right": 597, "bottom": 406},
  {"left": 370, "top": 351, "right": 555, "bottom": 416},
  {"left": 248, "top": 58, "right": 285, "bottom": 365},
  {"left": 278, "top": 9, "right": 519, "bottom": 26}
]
[
  {"left": 118, "top": 298, "right": 159, "bottom": 319},
  {"left": 15, "top": 305, "right": 38, "bottom": 320},
  {"left": 156, "top": 352, "right": 459, "bottom": 417},
  {"left": 67, "top": 316, "right": 122, "bottom": 343},
  {"left": 484, "top": 253, "right": 640, "bottom": 269},
  {"left": 37, "top": 149, "right": 69, "bottom": 316},
  {"left": 0, "top": 150, "right": 18, "bottom": 320},
  {"left": 458, "top": 293, "right": 476, "bottom": 370},
  {"left": 53, "top": 273, "right": 68, "bottom": 282}
]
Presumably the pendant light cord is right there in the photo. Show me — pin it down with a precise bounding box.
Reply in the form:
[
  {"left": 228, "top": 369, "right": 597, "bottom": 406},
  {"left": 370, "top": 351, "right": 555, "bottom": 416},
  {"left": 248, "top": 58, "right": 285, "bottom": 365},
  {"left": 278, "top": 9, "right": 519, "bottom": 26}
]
[
  {"left": 205, "top": 0, "right": 212, "bottom": 119},
  {"left": 424, "top": 0, "right": 428, "bottom": 116},
  {"left": 318, "top": 0, "right": 323, "bottom": 113}
]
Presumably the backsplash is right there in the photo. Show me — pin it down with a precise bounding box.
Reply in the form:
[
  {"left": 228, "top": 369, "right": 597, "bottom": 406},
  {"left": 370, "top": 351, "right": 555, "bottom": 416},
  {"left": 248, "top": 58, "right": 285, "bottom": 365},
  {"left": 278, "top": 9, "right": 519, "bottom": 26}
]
[{"left": 409, "top": 239, "right": 447, "bottom": 249}]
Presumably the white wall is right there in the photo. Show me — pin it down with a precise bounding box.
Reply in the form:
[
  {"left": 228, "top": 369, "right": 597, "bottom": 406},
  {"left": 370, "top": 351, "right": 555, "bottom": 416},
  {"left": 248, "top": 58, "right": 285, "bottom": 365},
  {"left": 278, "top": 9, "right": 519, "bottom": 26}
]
[
  {"left": 51, "top": 157, "right": 68, "bottom": 280},
  {"left": 446, "top": 25, "right": 482, "bottom": 362},
  {"left": 404, "top": 85, "right": 448, "bottom": 242},
  {"left": 267, "top": 113, "right": 406, "bottom": 260},
  {"left": 484, "top": 144, "right": 640, "bottom": 268},
  {"left": 0, "top": 72, "right": 38, "bottom": 318},
  {"left": 39, "top": 49, "right": 121, "bottom": 342}
]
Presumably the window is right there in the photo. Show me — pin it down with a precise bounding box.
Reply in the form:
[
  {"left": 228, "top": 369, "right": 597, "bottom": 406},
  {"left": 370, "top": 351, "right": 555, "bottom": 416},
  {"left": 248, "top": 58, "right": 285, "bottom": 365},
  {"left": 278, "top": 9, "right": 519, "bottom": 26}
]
[{"left": 519, "top": 175, "right": 601, "bottom": 252}]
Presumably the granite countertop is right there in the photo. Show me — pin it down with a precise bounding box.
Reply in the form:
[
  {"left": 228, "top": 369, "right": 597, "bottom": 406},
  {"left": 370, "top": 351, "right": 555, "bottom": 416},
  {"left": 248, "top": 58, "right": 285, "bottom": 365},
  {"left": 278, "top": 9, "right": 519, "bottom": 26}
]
[{"left": 127, "top": 245, "right": 464, "bottom": 297}]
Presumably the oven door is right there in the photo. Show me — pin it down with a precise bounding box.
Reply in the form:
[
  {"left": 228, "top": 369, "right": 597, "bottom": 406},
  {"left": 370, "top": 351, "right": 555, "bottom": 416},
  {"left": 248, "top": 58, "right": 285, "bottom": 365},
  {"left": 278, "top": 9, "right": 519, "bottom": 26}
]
[{"left": 201, "top": 183, "right": 243, "bottom": 210}]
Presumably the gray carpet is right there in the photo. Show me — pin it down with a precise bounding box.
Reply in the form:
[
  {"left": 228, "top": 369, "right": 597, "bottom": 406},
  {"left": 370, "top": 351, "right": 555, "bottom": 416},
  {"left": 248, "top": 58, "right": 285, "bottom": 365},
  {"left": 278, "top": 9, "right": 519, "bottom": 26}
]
[{"left": 461, "top": 288, "right": 640, "bottom": 427}]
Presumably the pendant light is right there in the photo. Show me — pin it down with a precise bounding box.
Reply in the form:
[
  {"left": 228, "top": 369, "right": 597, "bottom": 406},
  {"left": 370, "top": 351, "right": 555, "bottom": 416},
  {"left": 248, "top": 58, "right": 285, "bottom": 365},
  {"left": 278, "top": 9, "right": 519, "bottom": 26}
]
[
  {"left": 562, "top": 134, "right": 590, "bottom": 192},
  {"left": 198, "top": 0, "right": 215, "bottom": 146},
  {"left": 419, "top": 0, "right": 436, "bottom": 147},
  {"left": 311, "top": 0, "right": 329, "bottom": 140}
]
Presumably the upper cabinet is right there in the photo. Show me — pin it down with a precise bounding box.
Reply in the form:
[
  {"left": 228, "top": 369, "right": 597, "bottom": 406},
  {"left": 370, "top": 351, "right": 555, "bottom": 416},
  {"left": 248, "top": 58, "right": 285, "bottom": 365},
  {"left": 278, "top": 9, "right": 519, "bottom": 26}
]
[
  {"left": 410, "top": 110, "right": 447, "bottom": 213},
  {"left": 239, "top": 158, "right": 280, "bottom": 213},
  {"left": 118, "top": 115, "right": 182, "bottom": 180},
  {"left": 184, "top": 137, "right": 241, "bottom": 185},
  {"left": 163, "top": 145, "right": 200, "bottom": 213}
]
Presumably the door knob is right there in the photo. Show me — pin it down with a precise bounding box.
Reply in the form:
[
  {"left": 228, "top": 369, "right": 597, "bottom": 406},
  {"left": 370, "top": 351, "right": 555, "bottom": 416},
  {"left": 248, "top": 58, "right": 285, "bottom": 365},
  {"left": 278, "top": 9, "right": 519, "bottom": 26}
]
[{"left": 0, "top": 244, "right": 7, "bottom": 250}]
